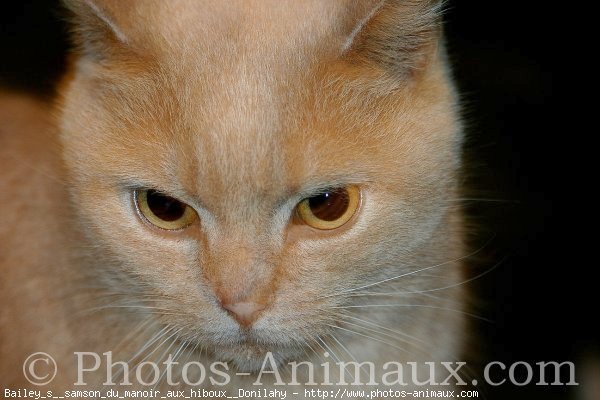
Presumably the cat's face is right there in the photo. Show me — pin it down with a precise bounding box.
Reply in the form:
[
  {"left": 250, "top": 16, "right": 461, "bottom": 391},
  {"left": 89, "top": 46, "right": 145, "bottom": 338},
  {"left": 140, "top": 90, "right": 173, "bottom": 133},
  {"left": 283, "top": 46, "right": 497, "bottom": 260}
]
[{"left": 59, "top": 0, "right": 461, "bottom": 370}]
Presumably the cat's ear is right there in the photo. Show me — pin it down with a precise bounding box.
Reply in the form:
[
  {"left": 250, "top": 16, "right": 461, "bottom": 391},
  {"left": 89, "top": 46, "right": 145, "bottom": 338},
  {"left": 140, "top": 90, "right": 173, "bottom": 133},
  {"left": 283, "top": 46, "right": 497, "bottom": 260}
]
[
  {"left": 62, "top": 0, "right": 134, "bottom": 60},
  {"left": 342, "top": 0, "right": 444, "bottom": 80}
]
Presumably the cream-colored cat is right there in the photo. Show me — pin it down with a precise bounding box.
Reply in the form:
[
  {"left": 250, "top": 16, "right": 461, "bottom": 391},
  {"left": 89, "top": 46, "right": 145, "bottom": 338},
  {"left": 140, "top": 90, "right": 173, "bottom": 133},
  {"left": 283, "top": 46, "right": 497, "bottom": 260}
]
[{"left": 1, "top": 0, "right": 467, "bottom": 396}]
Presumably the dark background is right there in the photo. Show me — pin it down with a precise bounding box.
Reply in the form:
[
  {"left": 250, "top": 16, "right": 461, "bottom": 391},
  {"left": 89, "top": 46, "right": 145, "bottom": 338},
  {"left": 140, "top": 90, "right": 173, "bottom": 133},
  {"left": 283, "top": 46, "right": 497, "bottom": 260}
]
[{"left": 1, "top": 2, "right": 586, "bottom": 399}]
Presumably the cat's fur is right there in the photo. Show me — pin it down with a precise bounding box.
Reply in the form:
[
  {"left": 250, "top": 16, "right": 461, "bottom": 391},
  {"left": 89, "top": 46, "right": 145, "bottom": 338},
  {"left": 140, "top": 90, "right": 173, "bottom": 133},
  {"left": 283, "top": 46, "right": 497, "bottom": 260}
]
[{"left": 1, "top": 0, "right": 466, "bottom": 395}]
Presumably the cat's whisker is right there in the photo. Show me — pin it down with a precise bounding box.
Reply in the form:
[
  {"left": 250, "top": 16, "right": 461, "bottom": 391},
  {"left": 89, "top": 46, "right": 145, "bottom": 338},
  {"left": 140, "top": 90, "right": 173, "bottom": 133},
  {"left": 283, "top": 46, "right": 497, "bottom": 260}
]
[
  {"left": 347, "top": 255, "right": 507, "bottom": 298},
  {"left": 313, "top": 337, "right": 344, "bottom": 383},
  {"left": 177, "top": 339, "right": 194, "bottom": 364},
  {"left": 327, "top": 333, "right": 373, "bottom": 383},
  {"left": 81, "top": 304, "right": 187, "bottom": 318},
  {"left": 306, "top": 339, "right": 328, "bottom": 368},
  {"left": 121, "top": 326, "right": 178, "bottom": 374},
  {"left": 447, "top": 197, "right": 519, "bottom": 203},
  {"left": 93, "top": 317, "right": 153, "bottom": 385},
  {"left": 84, "top": 303, "right": 175, "bottom": 311},
  {"left": 312, "top": 337, "right": 331, "bottom": 360},
  {"left": 347, "top": 288, "right": 465, "bottom": 309},
  {"left": 110, "top": 317, "right": 155, "bottom": 354},
  {"left": 110, "top": 324, "right": 175, "bottom": 384},
  {"left": 317, "top": 336, "right": 353, "bottom": 384},
  {"left": 328, "top": 333, "right": 357, "bottom": 364},
  {"left": 94, "top": 293, "right": 180, "bottom": 302},
  {"left": 132, "top": 327, "right": 183, "bottom": 376},
  {"left": 151, "top": 333, "right": 185, "bottom": 390},
  {"left": 333, "top": 304, "right": 491, "bottom": 322},
  {"left": 168, "top": 339, "right": 196, "bottom": 388},
  {"left": 335, "top": 312, "right": 446, "bottom": 362},
  {"left": 408, "top": 290, "right": 465, "bottom": 307},
  {"left": 142, "top": 335, "right": 179, "bottom": 386},
  {"left": 339, "top": 313, "right": 427, "bottom": 346},
  {"left": 321, "top": 236, "right": 494, "bottom": 300},
  {"left": 171, "top": 338, "right": 202, "bottom": 385},
  {"left": 326, "top": 324, "right": 414, "bottom": 357},
  {"left": 185, "top": 339, "right": 202, "bottom": 364},
  {"left": 300, "top": 340, "right": 318, "bottom": 366},
  {"left": 334, "top": 315, "right": 429, "bottom": 355}
]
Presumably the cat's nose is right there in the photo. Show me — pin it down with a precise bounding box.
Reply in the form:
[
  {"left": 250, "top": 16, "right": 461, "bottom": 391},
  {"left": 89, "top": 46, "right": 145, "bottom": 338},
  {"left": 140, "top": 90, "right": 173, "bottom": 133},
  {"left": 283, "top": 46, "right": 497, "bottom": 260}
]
[{"left": 221, "top": 301, "right": 265, "bottom": 328}]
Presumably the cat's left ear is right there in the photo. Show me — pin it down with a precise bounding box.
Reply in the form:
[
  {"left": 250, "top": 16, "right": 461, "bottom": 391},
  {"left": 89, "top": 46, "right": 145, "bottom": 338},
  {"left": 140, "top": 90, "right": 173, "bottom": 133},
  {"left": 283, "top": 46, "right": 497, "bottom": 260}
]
[
  {"left": 63, "top": 0, "right": 135, "bottom": 60},
  {"left": 342, "top": 0, "right": 444, "bottom": 81}
]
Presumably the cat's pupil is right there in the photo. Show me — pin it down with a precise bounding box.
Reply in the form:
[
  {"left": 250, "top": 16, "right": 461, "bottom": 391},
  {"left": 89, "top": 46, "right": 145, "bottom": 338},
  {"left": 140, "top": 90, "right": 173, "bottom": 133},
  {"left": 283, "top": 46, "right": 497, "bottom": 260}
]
[
  {"left": 308, "top": 189, "right": 350, "bottom": 221},
  {"left": 146, "top": 190, "right": 187, "bottom": 222}
]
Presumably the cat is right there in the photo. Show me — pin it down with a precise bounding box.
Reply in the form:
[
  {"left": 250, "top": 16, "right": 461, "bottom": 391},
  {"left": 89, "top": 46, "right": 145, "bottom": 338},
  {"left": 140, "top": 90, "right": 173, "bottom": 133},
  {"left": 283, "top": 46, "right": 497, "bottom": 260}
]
[{"left": 0, "top": 0, "right": 468, "bottom": 396}]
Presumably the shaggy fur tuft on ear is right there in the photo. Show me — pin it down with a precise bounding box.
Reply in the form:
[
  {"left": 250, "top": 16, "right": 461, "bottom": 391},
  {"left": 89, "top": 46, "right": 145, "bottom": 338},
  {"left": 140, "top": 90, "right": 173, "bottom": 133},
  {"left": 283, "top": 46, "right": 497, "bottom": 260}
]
[
  {"left": 62, "top": 0, "right": 132, "bottom": 60},
  {"left": 345, "top": 0, "right": 444, "bottom": 80}
]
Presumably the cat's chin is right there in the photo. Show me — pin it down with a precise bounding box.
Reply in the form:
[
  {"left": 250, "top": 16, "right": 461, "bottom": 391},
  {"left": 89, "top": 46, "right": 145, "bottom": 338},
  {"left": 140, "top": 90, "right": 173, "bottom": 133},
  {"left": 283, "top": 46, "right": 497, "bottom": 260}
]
[{"left": 211, "top": 342, "right": 301, "bottom": 373}]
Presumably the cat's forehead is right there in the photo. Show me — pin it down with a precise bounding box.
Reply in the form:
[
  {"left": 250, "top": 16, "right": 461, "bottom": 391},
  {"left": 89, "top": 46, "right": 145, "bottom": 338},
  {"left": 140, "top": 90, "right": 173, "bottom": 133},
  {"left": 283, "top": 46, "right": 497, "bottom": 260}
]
[
  {"left": 121, "top": 59, "right": 377, "bottom": 214},
  {"left": 119, "top": 0, "right": 360, "bottom": 62}
]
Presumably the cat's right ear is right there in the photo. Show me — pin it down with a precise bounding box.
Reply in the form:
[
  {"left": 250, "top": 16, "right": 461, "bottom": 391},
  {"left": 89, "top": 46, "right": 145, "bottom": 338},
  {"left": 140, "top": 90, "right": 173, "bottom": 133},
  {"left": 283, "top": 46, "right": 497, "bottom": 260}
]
[{"left": 62, "top": 0, "right": 133, "bottom": 60}]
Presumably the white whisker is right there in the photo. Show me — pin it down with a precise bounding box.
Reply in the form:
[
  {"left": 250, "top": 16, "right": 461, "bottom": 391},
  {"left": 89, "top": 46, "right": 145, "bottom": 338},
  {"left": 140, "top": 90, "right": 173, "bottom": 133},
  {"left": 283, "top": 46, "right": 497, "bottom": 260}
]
[
  {"left": 340, "top": 314, "right": 426, "bottom": 346},
  {"left": 335, "top": 316, "right": 428, "bottom": 354},
  {"left": 327, "top": 324, "right": 414, "bottom": 356},
  {"left": 320, "top": 237, "right": 494, "bottom": 300},
  {"left": 348, "top": 255, "right": 507, "bottom": 297},
  {"left": 334, "top": 304, "right": 491, "bottom": 322}
]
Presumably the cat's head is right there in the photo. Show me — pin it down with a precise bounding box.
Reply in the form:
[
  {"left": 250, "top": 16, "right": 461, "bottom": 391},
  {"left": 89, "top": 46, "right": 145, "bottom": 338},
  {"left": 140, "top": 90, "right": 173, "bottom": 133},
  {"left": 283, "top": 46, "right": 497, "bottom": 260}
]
[{"left": 59, "top": 0, "right": 462, "bottom": 370}]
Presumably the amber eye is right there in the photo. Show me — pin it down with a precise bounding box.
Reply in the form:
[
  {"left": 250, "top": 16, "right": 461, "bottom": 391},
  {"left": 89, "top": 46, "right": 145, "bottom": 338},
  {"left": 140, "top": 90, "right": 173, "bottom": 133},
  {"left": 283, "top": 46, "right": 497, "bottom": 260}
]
[
  {"left": 135, "top": 189, "right": 198, "bottom": 230},
  {"left": 295, "top": 185, "right": 360, "bottom": 230}
]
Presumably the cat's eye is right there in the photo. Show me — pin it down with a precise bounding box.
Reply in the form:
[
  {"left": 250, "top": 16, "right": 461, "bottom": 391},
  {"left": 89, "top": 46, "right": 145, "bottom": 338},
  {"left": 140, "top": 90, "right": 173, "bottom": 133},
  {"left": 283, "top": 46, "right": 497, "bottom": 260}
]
[
  {"left": 134, "top": 189, "right": 198, "bottom": 230},
  {"left": 295, "top": 185, "right": 360, "bottom": 230}
]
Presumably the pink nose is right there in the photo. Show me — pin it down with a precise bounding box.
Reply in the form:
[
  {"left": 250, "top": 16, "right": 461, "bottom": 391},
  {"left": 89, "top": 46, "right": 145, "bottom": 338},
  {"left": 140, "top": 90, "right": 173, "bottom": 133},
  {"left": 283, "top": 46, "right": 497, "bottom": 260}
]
[{"left": 222, "top": 302, "right": 265, "bottom": 328}]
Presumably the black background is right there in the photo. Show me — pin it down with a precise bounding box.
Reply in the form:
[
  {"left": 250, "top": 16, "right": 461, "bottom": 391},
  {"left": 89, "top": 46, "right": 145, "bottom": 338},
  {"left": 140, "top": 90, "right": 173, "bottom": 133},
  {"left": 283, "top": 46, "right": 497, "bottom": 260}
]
[{"left": 0, "top": 2, "right": 586, "bottom": 399}]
